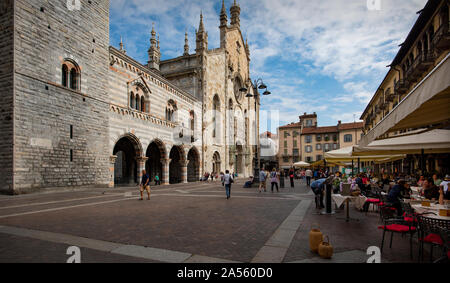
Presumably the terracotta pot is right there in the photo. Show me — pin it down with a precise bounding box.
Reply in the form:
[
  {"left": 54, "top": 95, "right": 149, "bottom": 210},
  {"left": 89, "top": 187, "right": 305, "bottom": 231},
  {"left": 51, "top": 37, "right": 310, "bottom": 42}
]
[
  {"left": 318, "top": 236, "right": 333, "bottom": 259},
  {"left": 309, "top": 223, "right": 323, "bottom": 253}
]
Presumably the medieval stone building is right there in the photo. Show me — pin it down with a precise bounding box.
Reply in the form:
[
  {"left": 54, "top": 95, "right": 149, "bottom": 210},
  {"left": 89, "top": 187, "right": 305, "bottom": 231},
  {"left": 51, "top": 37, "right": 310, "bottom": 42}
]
[{"left": 0, "top": 0, "right": 259, "bottom": 194}]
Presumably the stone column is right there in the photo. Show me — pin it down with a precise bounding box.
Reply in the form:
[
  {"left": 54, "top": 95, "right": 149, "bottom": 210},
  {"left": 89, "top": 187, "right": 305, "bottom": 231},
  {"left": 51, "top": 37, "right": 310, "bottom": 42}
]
[
  {"left": 137, "top": 157, "right": 149, "bottom": 184},
  {"left": 109, "top": 155, "right": 117, "bottom": 188},
  {"left": 161, "top": 158, "right": 170, "bottom": 185},
  {"left": 181, "top": 160, "right": 188, "bottom": 184}
]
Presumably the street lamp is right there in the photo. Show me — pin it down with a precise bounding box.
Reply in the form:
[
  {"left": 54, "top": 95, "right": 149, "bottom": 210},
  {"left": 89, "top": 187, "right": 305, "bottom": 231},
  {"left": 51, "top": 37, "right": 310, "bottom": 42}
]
[{"left": 240, "top": 78, "right": 271, "bottom": 183}]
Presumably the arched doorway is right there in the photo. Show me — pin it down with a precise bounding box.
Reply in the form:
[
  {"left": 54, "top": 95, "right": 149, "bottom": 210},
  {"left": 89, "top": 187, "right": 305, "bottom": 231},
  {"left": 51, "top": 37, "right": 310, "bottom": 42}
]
[
  {"left": 113, "top": 135, "right": 142, "bottom": 186},
  {"left": 212, "top": 151, "right": 221, "bottom": 174},
  {"left": 146, "top": 140, "right": 166, "bottom": 184},
  {"left": 169, "top": 146, "right": 185, "bottom": 184},
  {"left": 187, "top": 147, "right": 200, "bottom": 182},
  {"left": 236, "top": 144, "right": 244, "bottom": 176}
]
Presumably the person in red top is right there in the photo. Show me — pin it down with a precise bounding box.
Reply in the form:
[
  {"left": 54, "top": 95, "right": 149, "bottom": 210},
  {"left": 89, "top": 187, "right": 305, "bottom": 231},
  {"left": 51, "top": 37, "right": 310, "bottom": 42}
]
[{"left": 288, "top": 168, "right": 295, "bottom": 188}]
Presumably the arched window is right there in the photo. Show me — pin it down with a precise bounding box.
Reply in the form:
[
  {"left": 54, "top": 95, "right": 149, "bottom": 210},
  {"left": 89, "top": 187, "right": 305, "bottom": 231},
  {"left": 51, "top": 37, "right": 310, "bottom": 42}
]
[
  {"left": 61, "top": 59, "right": 81, "bottom": 90},
  {"left": 70, "top": 68, "right": 78, "bottom": 90},
  {"left": 141, "top": 98, "right": 145, "bottom": 113},
  {"left": 62, "top": 60, "right": 80, "bottom": 91},
  {"left": 136, "top": 95, "right": 140, "bottom": 111},
  {"left": 213, "top": 95, "right": 221, "bottom": 138},
  {"left": 166, "top": 100, "right": 177, "bottom": 122},
  {"left": 62, "top": 64, "right": 68, "bottom": 87},
  {"left": 190, "top": 111, "right": 195, "bottom": 143},
  {"left": 130, "top": 92, "right": 135, "bottom": 109}
]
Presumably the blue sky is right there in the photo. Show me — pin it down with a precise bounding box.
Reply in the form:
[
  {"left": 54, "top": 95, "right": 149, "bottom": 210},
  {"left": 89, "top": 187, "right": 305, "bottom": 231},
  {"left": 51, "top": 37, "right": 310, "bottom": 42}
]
[{"left": 110, "top": 0, "right": 428, "bottom": 132}]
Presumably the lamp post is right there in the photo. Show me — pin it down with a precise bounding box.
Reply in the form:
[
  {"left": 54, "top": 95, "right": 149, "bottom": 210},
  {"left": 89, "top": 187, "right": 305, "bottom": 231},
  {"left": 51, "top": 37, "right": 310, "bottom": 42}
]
[{"left": 240, "top": 79, "right": 271, "bottom": 183}]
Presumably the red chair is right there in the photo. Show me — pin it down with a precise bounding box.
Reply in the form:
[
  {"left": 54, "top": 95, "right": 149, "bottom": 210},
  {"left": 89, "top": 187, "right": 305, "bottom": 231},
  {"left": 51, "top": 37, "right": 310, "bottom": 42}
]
[
  {"left": 417, "top": 216, "right": 450, "bottom": 263},
  {"left": 378, "top": 206, "right": 416, "bottom": 259}
]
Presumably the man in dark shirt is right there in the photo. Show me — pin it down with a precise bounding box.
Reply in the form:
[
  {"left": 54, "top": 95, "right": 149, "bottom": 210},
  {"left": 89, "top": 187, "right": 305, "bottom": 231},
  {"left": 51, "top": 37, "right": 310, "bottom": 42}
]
[
  {"left": 423, "top": 178, "right": 440, "bottom": 200},
  {"left": 387, "top": 180, "right": 406, "bottom": 216},
  {"left": 139, "top": 170, "right": 151, "bottom": 201}
]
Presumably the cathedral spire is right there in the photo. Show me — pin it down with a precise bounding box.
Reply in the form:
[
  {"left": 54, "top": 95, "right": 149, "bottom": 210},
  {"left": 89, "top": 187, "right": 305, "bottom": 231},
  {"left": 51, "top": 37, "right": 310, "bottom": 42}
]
[
  {"left": 196, "top": 12, "right": 208, "bottom": 53},
  {"left": 148, "top": 22, "right": 161, "bottom": 71},
  {"left": 184, "top": 30, "right": 189, "bottom": 56},
  {"left": 198, "top": 11, "right": 205, "bottom": 32},
  {"left": 230, "top": 0, "right": 240, "bottom": 27},
  {"left": 119, "top": 36, "right": 126, "bottom": 54},
  {"left": 220, "top": 0, "right": 227, "bottom": 28}
]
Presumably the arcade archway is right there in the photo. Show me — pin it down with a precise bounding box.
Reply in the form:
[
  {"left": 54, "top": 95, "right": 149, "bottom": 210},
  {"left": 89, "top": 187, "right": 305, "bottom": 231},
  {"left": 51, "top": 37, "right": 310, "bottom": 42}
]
[
  {"left": 187, "top": 147, "right": 200, "bottom": 182},
  {"left": 212, "top": 151, "right": 221, "bottom": 174},
  {"left": 146, "top": 140, "right": 166, "bottom": 184},
  {"left": 113, "top": 135, "right": 142, "bottom": 186},
  {"left": 169, "top": 146, "right": 185, "bottom": 184}
]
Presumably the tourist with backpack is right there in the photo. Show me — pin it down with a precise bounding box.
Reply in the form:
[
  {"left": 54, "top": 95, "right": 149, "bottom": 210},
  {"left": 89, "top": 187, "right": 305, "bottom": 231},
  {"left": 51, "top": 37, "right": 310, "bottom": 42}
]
[{"left": 223, "top": 170, "right": 234, "bottom": 199}]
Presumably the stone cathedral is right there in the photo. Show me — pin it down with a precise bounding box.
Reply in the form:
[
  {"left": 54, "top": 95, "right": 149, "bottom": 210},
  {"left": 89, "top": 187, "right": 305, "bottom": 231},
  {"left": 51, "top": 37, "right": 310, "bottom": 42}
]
[{"left": 0, "top": 0, "right": 260, "bottom": 194}]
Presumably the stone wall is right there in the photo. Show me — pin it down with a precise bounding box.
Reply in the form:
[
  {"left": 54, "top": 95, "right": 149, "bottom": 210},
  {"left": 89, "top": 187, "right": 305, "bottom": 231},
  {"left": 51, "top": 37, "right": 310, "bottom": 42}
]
[
  {"left": 12, "top": 0, "right": 111, "bottom": 193},
  {"left": 0, "top": 0, "right": 14, "bottom": 194}
]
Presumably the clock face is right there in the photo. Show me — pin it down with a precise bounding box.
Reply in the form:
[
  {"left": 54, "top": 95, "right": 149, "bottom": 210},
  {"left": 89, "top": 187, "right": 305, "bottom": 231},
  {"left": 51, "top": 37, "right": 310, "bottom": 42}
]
[{"left": 234, "top": 77, "right": 243, "bottom": 103}]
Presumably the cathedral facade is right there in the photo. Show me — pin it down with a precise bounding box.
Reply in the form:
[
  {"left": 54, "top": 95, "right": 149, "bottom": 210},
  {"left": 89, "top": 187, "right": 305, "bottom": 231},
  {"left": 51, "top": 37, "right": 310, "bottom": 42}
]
[{"left": 0, "top": 0, "right": 259, "bottom": 194}]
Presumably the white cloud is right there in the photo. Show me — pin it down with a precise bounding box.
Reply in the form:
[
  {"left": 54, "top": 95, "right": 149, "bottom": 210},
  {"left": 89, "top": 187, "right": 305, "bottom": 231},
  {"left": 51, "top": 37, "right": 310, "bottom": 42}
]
[{"left": 110, "top": 0, "right": 428, "bottom": 128}]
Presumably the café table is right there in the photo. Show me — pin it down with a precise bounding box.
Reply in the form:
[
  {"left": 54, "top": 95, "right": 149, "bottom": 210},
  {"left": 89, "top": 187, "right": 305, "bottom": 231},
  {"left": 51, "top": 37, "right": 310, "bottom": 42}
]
[
  {"left": 332, "top": 194, "right": 367, "bottom": 222},
  {"left": 411, "top": 203, "right": 450, "bottom": 220}
]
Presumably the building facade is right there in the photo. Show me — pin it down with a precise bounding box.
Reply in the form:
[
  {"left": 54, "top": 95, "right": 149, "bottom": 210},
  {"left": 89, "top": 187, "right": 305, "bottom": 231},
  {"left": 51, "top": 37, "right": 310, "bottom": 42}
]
[
  {"left": 0, "top": 0, "right": 259, "bottom": 194},
  {"left": 360, "top": 0, "right": 449, "bottom": 175},
  {"left": 277, "top": 113, "right": 363, "bottom": 169}
]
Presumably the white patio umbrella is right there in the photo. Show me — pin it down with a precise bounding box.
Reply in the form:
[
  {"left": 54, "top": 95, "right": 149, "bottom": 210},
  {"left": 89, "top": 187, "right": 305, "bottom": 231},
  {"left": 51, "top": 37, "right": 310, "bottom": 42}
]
[{"left": 293, "top": 161, "right": 311, "bottom": 168}]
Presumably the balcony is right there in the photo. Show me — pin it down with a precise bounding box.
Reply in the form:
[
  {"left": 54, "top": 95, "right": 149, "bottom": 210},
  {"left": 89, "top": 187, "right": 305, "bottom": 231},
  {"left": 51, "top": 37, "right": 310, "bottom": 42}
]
[
  {"left": 378, "top": 100, "right": 387, "bottom": 110},
  {"left": 385, "top": 89, "right": 396, "bottom": 102},
  {"left": 375, "top": 105, "right": 381, "bottom": 114},
  {"left": 394, "top": 79, "right": 408, "bottom": 96},
  {"left": 412, "top": 51, "right": 435, "bottom": 72},
  {"left": 405, "top": 51, "right": 435, "bottom": 83},
  {"left": 432, "top": 22, "right": 450, "bottom": 50}
]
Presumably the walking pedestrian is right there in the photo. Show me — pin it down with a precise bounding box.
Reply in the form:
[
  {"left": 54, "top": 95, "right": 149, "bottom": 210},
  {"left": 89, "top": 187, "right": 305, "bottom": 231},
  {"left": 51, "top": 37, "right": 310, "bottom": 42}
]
[
  {"left": 259, "top": 169, "right": 268, "bottom": 193},
  {"left": 289, "top": 167, "right": 295, "bottom": 188},
  {"left": 139, "top": 170, "right": 151, "bottom": 201},
  {"left": 270, "top": 168, "right": 279, "bottom": 193},
  {"left": 305, "top": 168, "right": 312, "bottom": 187},
  {"left": 223, "top": 170, "right": 234, "bottom": 199}
]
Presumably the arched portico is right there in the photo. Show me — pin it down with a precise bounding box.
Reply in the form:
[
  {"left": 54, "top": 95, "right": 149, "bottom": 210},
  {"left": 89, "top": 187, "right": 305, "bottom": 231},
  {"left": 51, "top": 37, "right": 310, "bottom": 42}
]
[{"left": 112, "top": 134, "right": 143, "bottom": 186}]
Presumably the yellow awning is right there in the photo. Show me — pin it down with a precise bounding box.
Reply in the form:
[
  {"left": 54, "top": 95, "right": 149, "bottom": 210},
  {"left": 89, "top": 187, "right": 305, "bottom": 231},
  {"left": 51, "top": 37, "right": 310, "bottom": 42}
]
[
  {"left": 310, "top": 159, "right": 346, "bottom": 167},
  {"left": 354, "top": 129, "right": 450, "bottom": 156}
]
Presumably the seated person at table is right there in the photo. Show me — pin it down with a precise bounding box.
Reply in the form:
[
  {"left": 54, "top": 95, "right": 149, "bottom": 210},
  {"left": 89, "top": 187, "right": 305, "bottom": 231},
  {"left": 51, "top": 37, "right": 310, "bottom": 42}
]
[
  {"left": 387, "top": 180, "right": 407, "bottom": 217},
  {"left": 432, "top": 174, "right": 442, "bottom": 186},
  {"left": 311, "top": 178, "right": 326, "bottom": 209},
  {"left": 439, "top": 175, "right": 450, "bottom": 200},
  {"left": 423, "top": 178, "right": 440, "bottom": 200},
  {"left": 381, "top": 174, "right": 390, "bottom": 186},
  {"left": 417, "top": 175, "right": 425, "bottom": 187}
]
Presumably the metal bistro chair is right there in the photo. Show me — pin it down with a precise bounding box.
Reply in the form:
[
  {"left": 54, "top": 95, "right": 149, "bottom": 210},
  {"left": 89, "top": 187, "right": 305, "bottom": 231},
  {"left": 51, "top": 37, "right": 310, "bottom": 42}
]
[
  {"left": 417, "top": 215, "right": 450, "bottom": 263},
  {"left": 434, "top": 227, "right": 450, "bottom": 263},
  {"left": 378, "top": 205, "right": 417, "bottom": 259},
  {"left": 401, "top": 201, "right": 418, "bottom": 226}
]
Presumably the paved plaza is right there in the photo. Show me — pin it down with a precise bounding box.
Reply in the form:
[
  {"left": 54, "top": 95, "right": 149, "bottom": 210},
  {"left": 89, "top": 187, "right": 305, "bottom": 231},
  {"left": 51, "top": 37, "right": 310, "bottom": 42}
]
[{"left": 0, "top": 179, "right": 419, "bottom": 263}]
